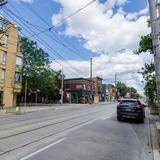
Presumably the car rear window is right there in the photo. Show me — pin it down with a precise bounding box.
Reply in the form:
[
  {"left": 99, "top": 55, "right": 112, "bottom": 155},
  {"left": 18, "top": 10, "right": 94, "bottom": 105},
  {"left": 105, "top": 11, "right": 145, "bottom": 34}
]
[{"left": 120, "top": 101, "right": 139, "bottom": 107}]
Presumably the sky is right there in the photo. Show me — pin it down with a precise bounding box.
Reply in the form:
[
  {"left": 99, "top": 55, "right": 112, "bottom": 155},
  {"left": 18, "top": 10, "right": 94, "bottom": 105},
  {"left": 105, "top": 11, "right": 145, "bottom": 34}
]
[{"left": 2, "top": 0, "right": 154, "bottom": 95}]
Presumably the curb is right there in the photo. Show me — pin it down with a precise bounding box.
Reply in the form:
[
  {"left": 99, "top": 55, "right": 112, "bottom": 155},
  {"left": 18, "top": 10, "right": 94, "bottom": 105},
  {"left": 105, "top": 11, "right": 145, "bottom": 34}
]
[{"left": 148, "top": 108, "right": 160, "bottom": 160}]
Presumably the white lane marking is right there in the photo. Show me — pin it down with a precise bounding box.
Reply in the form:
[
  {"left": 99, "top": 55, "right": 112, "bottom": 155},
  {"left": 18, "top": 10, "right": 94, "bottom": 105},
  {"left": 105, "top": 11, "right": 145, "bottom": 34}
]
[
  {"left": 101, "top": 112, "right": 115, "bottom": 120},
  {"left": 19, "top": 138, "right": 65, "bottom": 160}
]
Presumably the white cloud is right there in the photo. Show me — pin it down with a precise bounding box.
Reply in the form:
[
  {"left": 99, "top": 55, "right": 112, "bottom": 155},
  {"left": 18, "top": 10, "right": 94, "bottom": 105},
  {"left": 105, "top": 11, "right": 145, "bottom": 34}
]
[
  {"left": 16, "top": 0, "right": 33, "bottom": 3},
  {"left": 126, "top": 5, "right": 149, "bottom": 20},
  {"left": 116, "top": 0, "right": 128, "bottom": 6},
  {"left": 52, "top": 0, "right": 150, "bottom": 54},
  {"left": 51, "top": 0, "right": 152, "bottom": 94},
  {"left": 51, "top": 51, "right": 153, "bottom": 95}
]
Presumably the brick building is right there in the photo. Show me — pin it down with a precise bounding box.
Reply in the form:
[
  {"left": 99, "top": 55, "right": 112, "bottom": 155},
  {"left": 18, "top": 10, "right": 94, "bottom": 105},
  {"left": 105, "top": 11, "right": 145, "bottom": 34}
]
[
  {"left": 64, "top": 78, "right": 94, "bottom": 103},
  {"left": 92, "top": 77, "right": 103, "bottom": 100},
  {"left": 64, "top": 77, "right": 103, "bottom": 103},
  {"left": 0, "top": 17, "right": 22, "bottom": 108}
]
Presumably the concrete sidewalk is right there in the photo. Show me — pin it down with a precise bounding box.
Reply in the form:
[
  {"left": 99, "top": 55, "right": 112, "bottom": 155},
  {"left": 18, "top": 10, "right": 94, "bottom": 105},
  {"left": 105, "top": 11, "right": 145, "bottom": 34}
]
[{"left": 148, "top": 108, "right": 160, "bottom": 160}]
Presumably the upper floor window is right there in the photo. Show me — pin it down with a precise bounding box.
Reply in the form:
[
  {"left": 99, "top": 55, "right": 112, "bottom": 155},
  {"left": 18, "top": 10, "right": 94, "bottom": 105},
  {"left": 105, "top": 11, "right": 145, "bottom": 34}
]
[
  {"left": 1, "top": 69, "right": 5, "bottom": 81},
  {"left": 76, "top": 84, "right": 82, "bottom": 89},
  {"left": 2, "top": 51, "right": 6, "bottom": 64},
  {"left": 16, "top": 56, "right": 23, "bottom": 67},
  {"left": 15, "top": 72, "right": 22, "bottom": 83},
  {"left": 1, "top": 34, "right": 8, "bottom": 48}
]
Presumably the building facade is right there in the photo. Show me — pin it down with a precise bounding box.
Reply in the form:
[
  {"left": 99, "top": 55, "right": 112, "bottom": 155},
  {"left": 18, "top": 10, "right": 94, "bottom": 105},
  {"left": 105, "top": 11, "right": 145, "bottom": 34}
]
[
  {"left": 64, "top": 78, "right": 95, "bottom": 103},
  {"left": 92, "top": 77, "right": 103, "bottom": 100},
  {"left": 102, "top": 84, "right": 117, "bottom": 102},
  {"left": 64, "top": 77, "right": 103, "bottom": 104},
  {"left": 0, "top": 17, "right": 23, "bottom": 108}
]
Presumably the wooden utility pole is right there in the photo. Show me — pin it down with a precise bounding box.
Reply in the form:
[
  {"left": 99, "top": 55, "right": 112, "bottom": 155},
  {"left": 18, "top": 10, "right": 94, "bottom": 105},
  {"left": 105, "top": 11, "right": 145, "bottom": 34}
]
[
  {"left": 61, "top": 69, "right": 64, "bottom": 104},
  {"left": 90, "top": 58, "right": 93, "bottom": 102}
]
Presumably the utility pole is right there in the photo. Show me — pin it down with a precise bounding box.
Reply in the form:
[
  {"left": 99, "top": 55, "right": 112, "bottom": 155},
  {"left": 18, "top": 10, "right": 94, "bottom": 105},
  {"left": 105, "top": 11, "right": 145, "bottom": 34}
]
[
  {"left": 61, "top": 69, "right": 64, "bottom": 105},
  {"left": 0, "top": 0, "right": 7, "bottom": 7},
  {"left": 90, "top": 58, "right": 93, "bottom": 102},
  {"left": 24, "top": 79, "right": 27, "bottom": 107},
  {"left": 148, "top": 0, "right": 160, "bottom": 113}
]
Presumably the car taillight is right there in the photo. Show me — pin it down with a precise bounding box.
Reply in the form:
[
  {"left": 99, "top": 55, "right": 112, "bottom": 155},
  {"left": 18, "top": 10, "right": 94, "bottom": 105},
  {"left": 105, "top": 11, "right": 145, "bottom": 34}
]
[{"left": 117, "top": 103, "right": 120, "bottom": 108}]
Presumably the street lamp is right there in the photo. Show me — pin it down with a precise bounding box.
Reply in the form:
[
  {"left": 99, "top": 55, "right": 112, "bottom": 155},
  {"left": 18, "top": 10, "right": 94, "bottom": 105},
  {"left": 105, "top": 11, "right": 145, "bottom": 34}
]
[{"left": 35, "top": 89, "right": 40, "bottom": 104}]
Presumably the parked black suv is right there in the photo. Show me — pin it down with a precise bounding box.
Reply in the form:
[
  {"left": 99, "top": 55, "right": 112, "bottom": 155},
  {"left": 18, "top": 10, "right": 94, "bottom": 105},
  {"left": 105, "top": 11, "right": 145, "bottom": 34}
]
[{"left": 117, "top": 99, "right": 145, "bottom": 123}]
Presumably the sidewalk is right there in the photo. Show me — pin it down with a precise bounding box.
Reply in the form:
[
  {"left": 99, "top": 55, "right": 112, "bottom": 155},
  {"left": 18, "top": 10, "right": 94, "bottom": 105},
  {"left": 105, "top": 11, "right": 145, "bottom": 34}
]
[
  {"left": 0, "top": 102, "right": 113, "bottom": 115},
  {"left": 148, "top": 108, "right": 160, "bottom": 160}
]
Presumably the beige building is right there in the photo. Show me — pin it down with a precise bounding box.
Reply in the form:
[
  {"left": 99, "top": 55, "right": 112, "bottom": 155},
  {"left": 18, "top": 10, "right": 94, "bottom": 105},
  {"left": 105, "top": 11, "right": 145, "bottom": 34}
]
[{"left": 0, "top": 17, "right": 23, "bottom": 108}]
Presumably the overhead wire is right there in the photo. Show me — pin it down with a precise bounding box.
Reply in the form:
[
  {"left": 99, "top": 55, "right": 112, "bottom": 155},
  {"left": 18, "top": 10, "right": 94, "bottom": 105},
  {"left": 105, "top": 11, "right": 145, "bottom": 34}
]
[
  {"left": 21, "top": 3, "right": 87, "bottom": 60},
  {"left": 2, "top": 8, "right": 85, "bottom": 77},
  {"left": 3, "top": 7, "right": 87, "bottom": 76},
  {"left": 25, "top": 0, "right": 96, "bottom": 38}
]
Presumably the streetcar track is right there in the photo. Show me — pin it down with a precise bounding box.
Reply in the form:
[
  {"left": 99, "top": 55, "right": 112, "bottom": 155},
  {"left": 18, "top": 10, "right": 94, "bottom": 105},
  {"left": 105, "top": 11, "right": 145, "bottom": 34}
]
[
  {"left": 0, "top": 112, "right": 109, "bottom": 156},
  {"left": 0, "top": 107, "right": 103, "bottom": 131},
  {"left": 0, "top": 105, "right": 102, "bottom": 131},
  {"left": 0, "top": 110, "right": 106, "bottom": 140}
]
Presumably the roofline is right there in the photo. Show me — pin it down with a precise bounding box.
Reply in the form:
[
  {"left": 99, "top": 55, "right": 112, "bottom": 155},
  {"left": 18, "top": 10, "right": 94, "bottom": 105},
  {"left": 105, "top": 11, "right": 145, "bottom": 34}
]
[
  {"left": 64, "top": 78, "right": 90, "bottom": 81},
  {"left": 0, "top": 16, "right": 21, "bottom": 31}
]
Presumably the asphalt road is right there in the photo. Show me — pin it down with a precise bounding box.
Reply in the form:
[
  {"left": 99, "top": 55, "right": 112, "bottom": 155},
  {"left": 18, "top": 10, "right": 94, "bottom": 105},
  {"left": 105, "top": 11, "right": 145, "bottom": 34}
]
[{"left": 0, "top": 103, "right": 153, "bottom": 160}]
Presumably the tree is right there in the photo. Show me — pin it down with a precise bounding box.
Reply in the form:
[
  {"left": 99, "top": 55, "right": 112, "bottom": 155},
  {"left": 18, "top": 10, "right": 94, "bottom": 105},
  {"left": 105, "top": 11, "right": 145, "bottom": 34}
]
[
  {"left": 117, "top": 82, "right": 128, "bottom": 97},
  {"left": 135, "top": 34, "right": 153, "bottom": 54},
  {"left": 117, "top": 81, "right": 140, "bottom": 98},
  {"left": 20, "top": 37, "right": 61, "bottom": 103},
  {"left": 136, "top": 34, "right": 157, "bottom": 106},
  {"left": 139, "top": 63, "right": 156, "bottom": 104},
  {"left": 127, "top": 87, "right": 140, "bottom": 99}
]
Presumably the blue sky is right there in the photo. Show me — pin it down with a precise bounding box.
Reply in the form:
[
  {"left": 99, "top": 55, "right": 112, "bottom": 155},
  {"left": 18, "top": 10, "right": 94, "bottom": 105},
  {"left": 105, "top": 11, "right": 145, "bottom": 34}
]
[
  {"left": 4, "top": 0, "right": 148, "bottom": 60},
  {"left": 6, "top": 0, "right": 94, "bottom": 60},
  {"left": 1, "top": 0, "right": 153, "bottom": 94}
]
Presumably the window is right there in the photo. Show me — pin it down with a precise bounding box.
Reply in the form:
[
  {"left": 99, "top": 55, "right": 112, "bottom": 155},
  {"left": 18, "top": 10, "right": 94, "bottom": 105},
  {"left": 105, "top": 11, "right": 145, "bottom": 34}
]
[
  {"left": 1, "top": 69, "right": 5, "bottom": 81},
  {"left": 1, "top": 34, "right": 8, "bottom": 47},
  {"left": 2, "top": 51, "right": 6, "bottom": 64},
  {"left": 65, "top": 84, "right": 70, "bottom": 89},
  {"left": 76, "top": 84, "right": 82, "bottom": 89},
  {"left": 0, "top": 17, "right": 7, "bottom": 30},
  {"left": 16, "top": 56, "right": 23, "bottom": 67},
  {"left": 15, "top": 72, "right": 22, "bottom": 83}
]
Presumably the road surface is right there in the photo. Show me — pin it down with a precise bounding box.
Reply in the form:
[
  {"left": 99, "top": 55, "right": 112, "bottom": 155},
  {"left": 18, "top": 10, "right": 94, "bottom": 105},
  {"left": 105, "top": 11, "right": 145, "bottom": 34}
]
[{"left": 0, "top": 103, "right": 153, "bottom": 160}]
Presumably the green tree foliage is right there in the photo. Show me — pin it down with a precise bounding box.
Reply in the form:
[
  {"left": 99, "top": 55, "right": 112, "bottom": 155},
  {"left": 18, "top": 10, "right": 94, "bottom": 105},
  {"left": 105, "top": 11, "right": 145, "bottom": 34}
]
[
  {"left": 117, "top": 82, "right": 128, "bottom": 97},
  {"left": 20, "top": 37, "right": 61, "bottom": 99},
  {"left": 139, "top": 63, "right": 156, "bottom": 103},
  {"left": 136, "top": 34, "right": 153, "bottom": 54},
  {"left": 127, "top": 87, "right": 140, "bottom": 99},
  {"left": 136, "top": 34, "right": 157, "bottom": 105},
  {"left": 117, "top": 82, "right": 140, "bottom": 98},
  {"left": 21, "top": 37, "right": 50, "bottom": 77}
]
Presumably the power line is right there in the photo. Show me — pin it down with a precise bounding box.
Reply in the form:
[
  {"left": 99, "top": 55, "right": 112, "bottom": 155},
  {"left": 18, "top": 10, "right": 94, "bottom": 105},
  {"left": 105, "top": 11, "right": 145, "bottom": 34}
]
[
  {"left": 0, "top": 0, "right": 7, "bottom": 6},
  {"left": 26, "top": 0, "right": 96, "bottom": 38},
  {"left": 2, "top": 8, "right": 85, "bottom": 77},
  {"left": 3, "top": 7, "right": 86, "bottom": 76},
  {"left": 7, "top": 4, "right": 86, "bottom": 60}
]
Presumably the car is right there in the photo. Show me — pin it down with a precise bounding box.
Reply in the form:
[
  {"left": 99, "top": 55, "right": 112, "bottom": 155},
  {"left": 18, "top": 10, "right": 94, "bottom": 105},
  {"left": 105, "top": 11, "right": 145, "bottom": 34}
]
[{"left": 117, "top": 98, "right": 145, "bottom": 123}]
